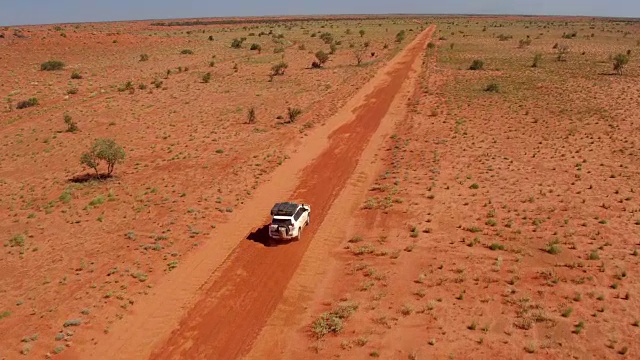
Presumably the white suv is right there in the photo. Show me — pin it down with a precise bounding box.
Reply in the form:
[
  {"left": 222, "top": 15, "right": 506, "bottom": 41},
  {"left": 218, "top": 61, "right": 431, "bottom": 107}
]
[{"left": 268, "top": 202, "right": 311, "bottom": 241}]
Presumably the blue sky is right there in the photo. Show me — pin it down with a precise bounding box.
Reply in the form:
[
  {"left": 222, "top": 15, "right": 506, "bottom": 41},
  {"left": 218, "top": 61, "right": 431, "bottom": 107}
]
[{"left": 2, "top": 0, "right": 639, "bottom": 26}]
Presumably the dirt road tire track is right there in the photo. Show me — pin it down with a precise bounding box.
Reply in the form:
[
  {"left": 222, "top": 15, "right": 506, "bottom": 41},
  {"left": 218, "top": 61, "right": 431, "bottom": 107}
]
[{"left": 148, "top": 26, "right": 435, "bottom": 360}]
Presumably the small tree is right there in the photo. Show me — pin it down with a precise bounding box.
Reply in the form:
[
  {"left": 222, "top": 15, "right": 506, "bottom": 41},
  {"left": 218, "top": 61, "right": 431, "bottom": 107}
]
[
  {"left": 287, "top": 107, "right": 302, "bottom": 123},
  {"left": 315, "top": 50, "right": 330, "bottom": 66},
  {"left": 247, "top": 107, "right": 256, "bottom": 124},
  {"left": 80, "top": 138, "right": 125, "bottom": 177},
  {"left": 271, "top": 62, "right": 288, "bottom": 76},
  {"left": 64, "top": 114, "right": 78, "bottom": 133},
  {"left": 613, "top": 53, "right": 629, "bottom": 75},
  {"left": 359, "top": 29, "right": 365, "bottom": 37}
]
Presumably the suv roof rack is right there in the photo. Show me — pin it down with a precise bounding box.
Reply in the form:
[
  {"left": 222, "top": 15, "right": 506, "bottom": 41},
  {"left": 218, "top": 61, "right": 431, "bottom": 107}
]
[{"left": 270, "top": 202, "right": 299, "bottom": 217}]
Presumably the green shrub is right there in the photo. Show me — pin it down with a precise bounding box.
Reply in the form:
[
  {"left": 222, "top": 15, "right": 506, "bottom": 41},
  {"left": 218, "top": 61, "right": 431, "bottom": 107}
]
[
  {"left": 315, "top": 50, "right": 329, "bottom": 66},
  {"left": 469, "top": 59, "right": 484, "bottom": 70},
  {"left": 231, "top": 38, "right": 245, "bottom": 48},
  {"left": 16, "top": 98, "right": 38, "bottom": 109},
  {"left": 250, "top": 43, "right": 262, "bottom": 52},
  {"left": 287, "top": 107, "right": 302, "bottom": 123},
  {"left": 532, "top": 53, "right": 542, "bottom": 68},
  {"left": 613, "top": 53, "right": 630, "bottom": 75},
  {"left": 485, "top": 83, "right": 500, "bottom": 92},
  {"left": 271, "top": 61, "right": 288, "bottom": 76},
  {"left": 311, "top": 302, "right": 358, "bottom": 338},
  {"left": 64, "top": 114, "right": 78, "bottom": 132},
  {"left": 396, "top": 30, "right": 406, "bottom": 43},
  {"left": 8, "top": 234, "right": 25, "bottom": 247},
  {"left": 41, "top": 60, "right": 65, "bottom": 71},
  {"left": 247, "top": 107, "right": 256, "bottom": 124}
]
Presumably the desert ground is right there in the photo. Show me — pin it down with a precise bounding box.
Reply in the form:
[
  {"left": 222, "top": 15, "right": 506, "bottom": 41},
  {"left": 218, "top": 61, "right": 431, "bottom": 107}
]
[{"left": 1, "top": 14, "right": 639, "bottom": 360}]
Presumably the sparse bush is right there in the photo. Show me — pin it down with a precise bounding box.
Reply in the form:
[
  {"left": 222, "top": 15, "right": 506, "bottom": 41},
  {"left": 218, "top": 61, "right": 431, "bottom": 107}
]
[
  {"left": 8, "top": 234, "right": 25, "bottom": 247},
  {"left": 273, "top": 47, "right": 284, "bottom": 54},
  {"left": 118, "top": 81, "right": 134, "bottom": 93},
  {"left": 319, "top": 32, "right": 334, "bottom": 44},
  {"left": 153, "top": 78, "right": 163, "bottom": 88},
  {"left": 311, "top": 302, "right": 358, "bottom": 338},
  {"left": 518, "top": 37, "right": 532, "bottom": 48},
  {"left": 139, "top": 53, "right": 149, "bottom": 61},
  {"left": 315, "top": 50, "right": 330, "bottom": 66},
  {"left": 208, "top": 35, "right": 214, "bottom": 41},
  {"left": 469, "top": 59, "right": 484, "bottom": 70},
  {"left": 41, "top": 60, "right": 65, "bottom": 71},
  {"left": 64, "top": 114, "right": 78, "bottom": 133},
  {"left": 532, "top": 53, "right": 542, "bottom": 68},
  {"left": 546, "top": 239, "right": 561, "bottom": 255},
  {"left": 329, "top": 42, "right": 337, "bottom": 54},
  {"left": 359, "top": 29, "right": 365, "bottom": 37},
  {"left": 485, "top": 83, "right": 500, "bottom": 92},
  {"left": 427, "top": 42, "right": 436, "bottom": 49},
  {"left": 16, "top": 98, "right": 38, "bottom": 109},
  {"left": 562, "top": 31, "right": 578, "bottom": 39},
  {"left": 497, "top": 34, "right": 512, "bottom": 41},
  {"left": 250, "top": 43, "right": 262, "bottom": 52},
  {"left": 71, "top": 71, "right": 82, "bottom": 79},
  {"left": 202, "top": 72, "right": 211, "bottom": 83},
  {"left": 354, "top": 49, "right": 365, "bottom": 65},
  {"left": 287, "top": 107, "right": 302, "bottom": 123},
  {"left": 67, "top": 88, "right": 78, "bottom": 95},
  {"left": 556, "top": 44, "right": 570, "bottom": 61},
  {"left": 80, "top": 138, "right": 126, "bottom": 177},
  {"left": 489, "top": 243, "right": 505, "bottom": 251},
  {"left": 395, "top": 30, "right": 406, "bottom": 43},
  {"left": 298, "top": 44, "right": 306, "bottom": 50},
  {"left": 613, "top": 53, "right": 630, "bottom": 75},
  {"left": 63, "top": 319, "right": 82, "bottom": 327},
  {"left": 180, "top": 49, "right": 193, "bottom": 54},
  {"left": 247, "top": 107, "right": 256, "bottom": 124},
  {"left": 231, "top": 38, "right": 245, "bottom": 48},
  {"left": 271, "top": 61, "right": 288, "bottom": 76}
]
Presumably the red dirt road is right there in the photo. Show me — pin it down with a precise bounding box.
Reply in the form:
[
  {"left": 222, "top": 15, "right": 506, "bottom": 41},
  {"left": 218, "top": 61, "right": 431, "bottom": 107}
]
[{"left": 149, "top": 26, "right": 435, "bottom": 360}]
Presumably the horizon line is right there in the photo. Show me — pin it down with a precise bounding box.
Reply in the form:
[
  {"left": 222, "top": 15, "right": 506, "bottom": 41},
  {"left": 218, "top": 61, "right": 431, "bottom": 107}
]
[{"left": 4, "top": 12, "right": 640, "bottom": 28}]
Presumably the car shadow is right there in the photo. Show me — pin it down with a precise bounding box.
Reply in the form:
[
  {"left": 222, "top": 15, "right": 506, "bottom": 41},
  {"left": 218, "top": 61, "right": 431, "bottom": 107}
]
[{"left": 246, "top": 225, "right": 295, "bottom": 247}]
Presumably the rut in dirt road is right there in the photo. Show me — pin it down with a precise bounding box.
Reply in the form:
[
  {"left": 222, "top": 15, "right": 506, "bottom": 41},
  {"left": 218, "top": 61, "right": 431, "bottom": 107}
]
[{"left": 150, "top": 25, "right": 435, "bottom": 360}]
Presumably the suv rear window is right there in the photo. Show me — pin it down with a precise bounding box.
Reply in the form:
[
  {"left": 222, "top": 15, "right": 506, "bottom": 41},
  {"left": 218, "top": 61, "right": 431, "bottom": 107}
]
[{"left": 272, "top": 218, "right": 292, "bottom": 226}]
